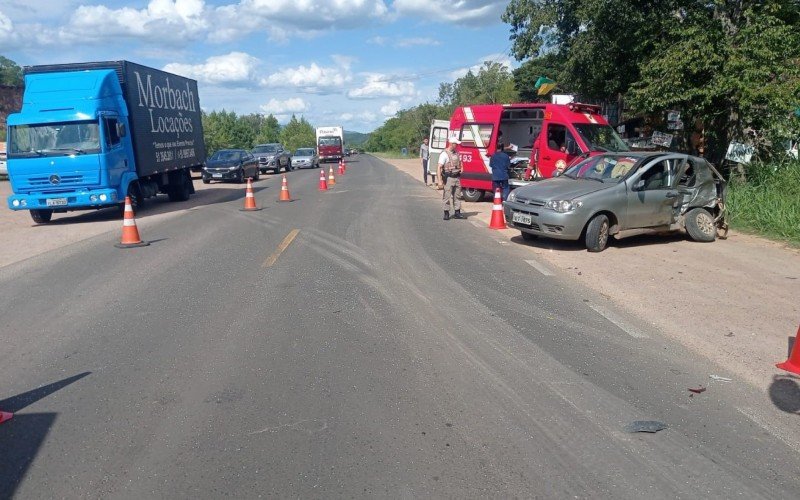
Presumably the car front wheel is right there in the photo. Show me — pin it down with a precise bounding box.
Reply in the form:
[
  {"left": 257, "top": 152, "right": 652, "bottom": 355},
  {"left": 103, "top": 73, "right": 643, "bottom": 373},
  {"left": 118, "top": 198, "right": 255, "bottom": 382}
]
[
  {"left": 585, "top": 214, "right": 610, "bottom": 252},
  {"left": 685, "top": 207, "right": 716, "bottom": 242}
]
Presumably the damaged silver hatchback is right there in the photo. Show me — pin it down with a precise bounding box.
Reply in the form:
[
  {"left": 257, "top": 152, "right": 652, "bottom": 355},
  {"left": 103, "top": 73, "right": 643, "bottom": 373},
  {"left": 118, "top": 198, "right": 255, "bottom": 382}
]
[{"left": 503, "top": 152, "right": 728, "bottom": 252}]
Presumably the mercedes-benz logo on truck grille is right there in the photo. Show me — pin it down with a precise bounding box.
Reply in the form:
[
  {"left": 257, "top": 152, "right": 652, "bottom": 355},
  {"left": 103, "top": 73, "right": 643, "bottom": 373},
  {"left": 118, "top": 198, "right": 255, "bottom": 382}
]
[{"left": 49, "top": 174, "right": 61, "bottom": 185}]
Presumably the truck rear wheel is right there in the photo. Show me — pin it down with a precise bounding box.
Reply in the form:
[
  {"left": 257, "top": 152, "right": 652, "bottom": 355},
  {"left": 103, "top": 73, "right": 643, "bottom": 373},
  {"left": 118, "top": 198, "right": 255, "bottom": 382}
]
[
  {"left": 168, "top": 171, "right": 192, "bottom": 202},
  {"left": 461, "top": 188, "right": 484, "bottom": 203},
  {"left": 30, "top": 209, "right": 53, "bottom": 224}
]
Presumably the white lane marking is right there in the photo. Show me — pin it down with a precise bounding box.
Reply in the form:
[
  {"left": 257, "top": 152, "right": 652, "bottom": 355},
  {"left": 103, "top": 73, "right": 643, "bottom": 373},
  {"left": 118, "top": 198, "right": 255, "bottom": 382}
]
[
  {"left": 525, "top": 259, "right": 554, "bottom": 276},
  {"left": 737, "top": 407, "right": 800, "bottom": 452},
  {"left": 588, "top": 303, "right": 649, "bottom": 339}
]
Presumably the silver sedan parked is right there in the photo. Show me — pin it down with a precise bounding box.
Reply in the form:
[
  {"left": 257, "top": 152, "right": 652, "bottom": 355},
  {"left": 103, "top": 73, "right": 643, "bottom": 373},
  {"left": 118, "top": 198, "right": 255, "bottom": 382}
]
[
  {"left": 503, "top": 152, "right": 728, "bottom": 252},
  {"left": 291, "top": 148, "right": 319, "bottom": 169}
]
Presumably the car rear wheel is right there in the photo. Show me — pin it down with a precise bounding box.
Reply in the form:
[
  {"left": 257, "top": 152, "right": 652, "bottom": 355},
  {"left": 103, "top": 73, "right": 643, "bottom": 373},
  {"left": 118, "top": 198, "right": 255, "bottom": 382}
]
[
  {"left": 30, "top": 209, "right": 53, "bottom": 224},
  {"left": 253, "top": 168, "right": 260, "bottom": 181},
  {"left": 585, "top": 214, "right": 610, "bottom": 252},
  {"left": 461, "top": 188, "right": 484, "bottom": 203},
  {"left": 685, "top": 207, "right": 716, "bottom": 242}
]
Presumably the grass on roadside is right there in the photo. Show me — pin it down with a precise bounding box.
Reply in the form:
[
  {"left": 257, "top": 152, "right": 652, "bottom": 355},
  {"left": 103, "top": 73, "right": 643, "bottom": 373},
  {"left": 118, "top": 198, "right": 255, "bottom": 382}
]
[{"left": 726, "top": 160, "right": 800, "bottom": 246}]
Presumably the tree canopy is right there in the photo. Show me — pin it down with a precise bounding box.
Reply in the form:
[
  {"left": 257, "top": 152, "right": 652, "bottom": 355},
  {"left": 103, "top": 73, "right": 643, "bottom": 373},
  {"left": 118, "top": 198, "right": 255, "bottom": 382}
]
[{"left": 0, "top": 56, "right": 23, "bottom": 86}]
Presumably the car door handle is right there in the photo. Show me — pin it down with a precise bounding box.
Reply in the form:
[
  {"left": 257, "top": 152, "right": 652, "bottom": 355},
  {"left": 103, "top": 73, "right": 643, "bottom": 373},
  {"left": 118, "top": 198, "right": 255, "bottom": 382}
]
[{"left": 665, "top": 191, "right": 679, "bottom": 198}]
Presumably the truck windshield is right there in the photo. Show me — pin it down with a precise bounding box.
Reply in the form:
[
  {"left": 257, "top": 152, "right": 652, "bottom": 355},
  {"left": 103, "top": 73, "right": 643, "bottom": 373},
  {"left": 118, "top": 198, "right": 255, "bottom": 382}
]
[
  {"left": 8, "top": 121, "right": 101, "bottom": 157},
  {"left": 319, "top": 137, "right": 341, "bottom": 147},
  {"left": 574, "top": 124, "right": 629, "bottom": 153}
]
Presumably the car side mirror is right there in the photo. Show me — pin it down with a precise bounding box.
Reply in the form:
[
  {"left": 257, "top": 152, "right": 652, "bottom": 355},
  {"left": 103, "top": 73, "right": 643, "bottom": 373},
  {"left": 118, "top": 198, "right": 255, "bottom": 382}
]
[
  {"left": 633, "top": 179, "right": 645, "bottom": 191},
  {"left": 116, "top": 123, "right": 126, "bottom": 137}
]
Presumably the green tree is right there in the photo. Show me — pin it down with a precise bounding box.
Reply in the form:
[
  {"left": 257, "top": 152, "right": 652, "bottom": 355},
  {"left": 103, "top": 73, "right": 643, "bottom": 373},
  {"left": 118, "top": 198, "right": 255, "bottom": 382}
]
[
  {"left": 0, "top": 56, "right": 23, "bottom": 86},
  {"left": 280, "top": 115, "right": 315, "bottom": 152},
  {"left": 512, "top": 54, "right": 566, "bottom": 102},
  {"left": 254, "top": 114, "right": 281, "bottom": 145},
  {"left": 438, "top": 61, "right": 519, "bottom": 106},
  {"left": 628, "top": 0, "right": 800, "bottom": 161}
]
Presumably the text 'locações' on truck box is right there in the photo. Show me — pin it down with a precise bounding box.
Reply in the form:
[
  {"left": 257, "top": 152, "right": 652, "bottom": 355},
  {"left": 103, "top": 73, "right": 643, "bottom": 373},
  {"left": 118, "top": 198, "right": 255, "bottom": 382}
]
[
  {"left": 445, "top": 102, "right": 628, "bottom": 202},
  {"left": 315, "top": 126, "right": 344, "bottom": 163},
  {"left": 5, "top": 60, "right": 206, "bottom": 223}
]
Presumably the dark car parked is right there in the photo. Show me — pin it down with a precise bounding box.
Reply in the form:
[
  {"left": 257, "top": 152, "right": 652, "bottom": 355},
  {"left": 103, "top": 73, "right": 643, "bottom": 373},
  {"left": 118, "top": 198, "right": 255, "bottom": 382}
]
[
  {"left": 252, "top": 143, "right": 292, "bottom": 174},
  {"left": 202, "top": 149, "right": 259, "bottom": 184}
]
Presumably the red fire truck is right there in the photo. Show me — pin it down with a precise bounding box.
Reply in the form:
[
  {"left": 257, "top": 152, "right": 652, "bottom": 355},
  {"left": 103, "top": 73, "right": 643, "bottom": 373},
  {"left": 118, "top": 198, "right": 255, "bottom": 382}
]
[{"left": 447, "top": 102, "right": 629, "bottom": 201}]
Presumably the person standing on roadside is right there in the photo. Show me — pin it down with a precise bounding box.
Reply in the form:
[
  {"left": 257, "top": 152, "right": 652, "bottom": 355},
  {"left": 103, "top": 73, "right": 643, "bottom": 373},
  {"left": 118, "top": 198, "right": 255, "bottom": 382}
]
[
  {"left": 420, "top": 137, "right": 430, "bottom": 185},
  {"left": 437, "top": 140, "right": 465, "bottom": 220},
  {"left": 490, "top": 141, "right": 511, "bottom": 201}
]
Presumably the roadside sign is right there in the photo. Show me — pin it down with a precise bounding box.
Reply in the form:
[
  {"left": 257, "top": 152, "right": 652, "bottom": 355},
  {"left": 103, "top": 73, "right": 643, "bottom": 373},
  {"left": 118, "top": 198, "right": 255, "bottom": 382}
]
[
  {"left": 725, "top": 142, "right": 754, "bottom": 163},
  {"left": 651, "top": 131, "right": 673, "bottom": 147}
]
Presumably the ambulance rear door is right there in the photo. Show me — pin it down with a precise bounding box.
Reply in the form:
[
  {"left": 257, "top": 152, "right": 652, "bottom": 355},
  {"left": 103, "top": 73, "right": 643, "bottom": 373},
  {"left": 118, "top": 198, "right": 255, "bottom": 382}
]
[{"left": 428, "top": 119, "right": 449, "bottom": 176}]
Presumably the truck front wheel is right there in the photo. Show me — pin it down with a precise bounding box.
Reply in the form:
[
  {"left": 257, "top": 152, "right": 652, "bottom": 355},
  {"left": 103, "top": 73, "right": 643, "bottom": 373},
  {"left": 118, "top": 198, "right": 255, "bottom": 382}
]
[{"left": 30, "top": 209, "right": 53, "bottom": 224}]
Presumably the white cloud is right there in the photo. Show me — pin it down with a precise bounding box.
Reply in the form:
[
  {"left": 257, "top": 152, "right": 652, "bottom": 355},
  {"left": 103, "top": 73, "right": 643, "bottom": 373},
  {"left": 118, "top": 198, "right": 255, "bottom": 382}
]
[
  {"left": 393, "top": 0, "right": 507, "bottom": 26},
  {"left": 260, "top": 61, "right": 352, "bottom": 92},
  {"left": 449, "top": 53, "right": 517, "bottom": 80},
  {"left": 368, "top": 36, "right": 387, "bottom": 45},
  {"left": 163, "top": 52, "right": 261, "bottom": 85},
  {"left": 260, "top": 97, "right": 308, "bottom": 115},
  {"left": 395, "top": 37, "right": 440, "bottom": 47},
  {"left": 60, "top": 0, "right": 209, "bottom": 43},
  {"left": 380, "top": 100, "right": 401, "bottom": 116},
  {"left": 348, "top": 73, "right": 416, "bottom": 99},
  {"left": 0, "top": 10, "right": 18, "bottom": 45}
]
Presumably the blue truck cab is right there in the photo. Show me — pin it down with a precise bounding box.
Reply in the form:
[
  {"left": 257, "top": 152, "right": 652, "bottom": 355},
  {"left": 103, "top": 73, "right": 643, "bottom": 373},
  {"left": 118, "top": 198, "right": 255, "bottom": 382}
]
[{"left": 6, "top": 61, "right": 205, "bottom": 223}]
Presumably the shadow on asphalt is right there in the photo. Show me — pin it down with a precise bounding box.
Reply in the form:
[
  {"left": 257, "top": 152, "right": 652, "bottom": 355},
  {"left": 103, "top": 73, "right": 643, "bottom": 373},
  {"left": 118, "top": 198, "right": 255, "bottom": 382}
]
[
  {"left": 0, "top": 372, "right": 91, "bottom": 498},
  {"left": 510, "top": 231, "right": 689, "bottom": 252},
  {"left": 29, "top": 180, "right": 274, "bottom": 226},
  {"left": 769, "top": 375, "right": 800, "bottom": 414}
]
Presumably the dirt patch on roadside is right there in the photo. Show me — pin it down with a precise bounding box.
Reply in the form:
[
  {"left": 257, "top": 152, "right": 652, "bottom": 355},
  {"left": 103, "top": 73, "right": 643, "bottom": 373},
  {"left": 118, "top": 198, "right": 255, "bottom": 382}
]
[{"left": 381, "top": 156, "right": 800, "bottom": 394}]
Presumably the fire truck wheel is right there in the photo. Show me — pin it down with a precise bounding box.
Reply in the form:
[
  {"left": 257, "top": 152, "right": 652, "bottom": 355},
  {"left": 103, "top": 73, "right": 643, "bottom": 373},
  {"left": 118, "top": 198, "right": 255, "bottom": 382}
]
[{"left": 461, "top": 188, "right": 484, "bottom": 203}]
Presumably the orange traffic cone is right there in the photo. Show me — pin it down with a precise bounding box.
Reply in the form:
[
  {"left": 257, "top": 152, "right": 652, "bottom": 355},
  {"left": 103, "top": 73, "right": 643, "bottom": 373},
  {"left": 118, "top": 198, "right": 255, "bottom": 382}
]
[
  {"left": 115, "top": 196, "right": 150, "bottom": 248},
  {"left": 278, "top": 174, "right": 293, "bottom": 202},
  {"left": 342, "top": 158, "right": 347, "bottom": 174},
  {"left": 239, "top": 178, "right": 261, "bottom": 211},
  {"left": 338, "top": 159, "right": 344, "bottom": 175},
  {"left": 318, "top": 169, "right": 328, "bottom": 191},
  {"left": 328, "top": 165, "right": 336, "bottom": 186},
  {"left": 489, "top": 188, "right": 507, "bottom": 230},
  {"left": 776, "top": 325, "right": 800, "bottom": 375},
  {"left": 0, "top": 410, "right": 12, "bottom": 425}
]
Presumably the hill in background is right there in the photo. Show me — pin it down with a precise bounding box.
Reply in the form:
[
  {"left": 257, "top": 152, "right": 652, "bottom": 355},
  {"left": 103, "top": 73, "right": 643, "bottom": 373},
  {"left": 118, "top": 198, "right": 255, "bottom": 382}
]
[{"left": 345, "top": 131, "right": 369, "bottom": 147}]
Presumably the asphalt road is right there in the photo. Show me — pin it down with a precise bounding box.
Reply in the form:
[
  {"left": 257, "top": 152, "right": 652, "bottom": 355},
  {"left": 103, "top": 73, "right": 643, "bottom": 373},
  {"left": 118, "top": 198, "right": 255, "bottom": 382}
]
[{"left": 1, "top": 156, "right": 799, "bottom": 498}]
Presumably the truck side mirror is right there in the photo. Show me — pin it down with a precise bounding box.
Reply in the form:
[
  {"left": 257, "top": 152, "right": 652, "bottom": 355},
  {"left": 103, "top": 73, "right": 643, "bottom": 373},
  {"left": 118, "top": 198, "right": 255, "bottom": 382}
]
[{"left": 116, "top": 123, "right": 127, "bottom": 138}]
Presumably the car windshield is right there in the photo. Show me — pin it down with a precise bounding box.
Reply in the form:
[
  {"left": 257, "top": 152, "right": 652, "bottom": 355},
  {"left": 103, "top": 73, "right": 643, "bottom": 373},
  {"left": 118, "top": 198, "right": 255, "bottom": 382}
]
[
  {"left": 562, "top": 155, "right": 641, "bottom": 182},
  {"left": 295, "top": 149, "right": 314, "bottom": 156},
  {"left": 319, "top": 137, "right": 341, "bottom": 146},
  {"left": 210, "top": 150, "right": 239, "bottom": 161},
  {"left": 252, "top": 145, "right": 278, "bottom": 154},
  {"left": 8, "top": 121, "right": 101, "bottom": 157},
  {"left": 573, "top": 124, "right": 629, "bottom": 153}
]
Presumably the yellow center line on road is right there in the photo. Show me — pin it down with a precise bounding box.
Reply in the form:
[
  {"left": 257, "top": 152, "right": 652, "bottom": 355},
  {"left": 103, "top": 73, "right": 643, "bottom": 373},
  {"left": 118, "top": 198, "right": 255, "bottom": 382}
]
[{"left": 262, "top": 229, "right": 300, "bottom": 268}]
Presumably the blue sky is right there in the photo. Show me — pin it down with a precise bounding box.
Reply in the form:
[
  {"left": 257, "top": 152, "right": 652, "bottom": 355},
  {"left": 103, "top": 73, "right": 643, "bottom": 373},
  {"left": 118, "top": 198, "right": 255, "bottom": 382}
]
[{"left": 0, "top": 0, "right": 515, "bottom": 132}]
